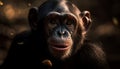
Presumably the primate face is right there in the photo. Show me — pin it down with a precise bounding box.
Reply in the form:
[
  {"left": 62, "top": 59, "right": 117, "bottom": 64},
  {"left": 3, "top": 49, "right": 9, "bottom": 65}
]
[
  {"left": 44, "top": 12, "right": 78, "bottom": 59},
  {"left": 28, "top": 0, "right": 91, "bottom": 60}
]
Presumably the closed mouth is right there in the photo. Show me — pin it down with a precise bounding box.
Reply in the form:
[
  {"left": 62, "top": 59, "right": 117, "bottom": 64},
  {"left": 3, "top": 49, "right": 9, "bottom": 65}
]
[{"left": 51, "top": 44, "right": 69, "bottom": 51}]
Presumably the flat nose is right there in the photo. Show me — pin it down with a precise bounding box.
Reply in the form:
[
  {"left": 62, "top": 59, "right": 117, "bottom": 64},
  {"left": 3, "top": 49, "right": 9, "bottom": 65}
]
[
  {"left": 57, "top": 30, "right": 67, "bottom": 35},
  {"left": 56, "top": 27, "right": 69, "bottom": 37}
]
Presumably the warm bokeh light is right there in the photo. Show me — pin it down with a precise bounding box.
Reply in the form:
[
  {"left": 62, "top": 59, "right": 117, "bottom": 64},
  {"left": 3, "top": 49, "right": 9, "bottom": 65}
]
[
  {"left": 112, "top": 17, "right": 119, "bottom": 26},
  {"left": 3, "top": 5, "right": 15, "bottom": 20},
  {"left": 0, "top": 1, "right": 3, "bottom": 6},
  {"left": 3, "top": 4, "right": 27, "bottom": 21},
  {"left": 28, "top": 3, "right": 32, "bottom": 7},
  {"left": 95, "top": 24, "right": 115, "bottom": 36}
]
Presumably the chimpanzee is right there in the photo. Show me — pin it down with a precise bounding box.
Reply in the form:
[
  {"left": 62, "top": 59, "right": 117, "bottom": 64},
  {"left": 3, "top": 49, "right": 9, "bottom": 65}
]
[{"left": 1, "top": 0, "right": 109, "bottom": 69}]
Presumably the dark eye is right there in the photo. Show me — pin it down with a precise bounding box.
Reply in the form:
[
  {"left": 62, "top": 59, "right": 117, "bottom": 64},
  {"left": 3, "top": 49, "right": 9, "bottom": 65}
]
[
  {"left": 50, "top": 20, "right": 56, "bottom": 24},
  {"left": 47, "top": 19, "right": 58, "bottom": 29},
  {"left": 66, "top": 21, "right": 72, "bottom": 25},
  {"left": 66, "top": 20, "right": 75, "bottom": 26}
]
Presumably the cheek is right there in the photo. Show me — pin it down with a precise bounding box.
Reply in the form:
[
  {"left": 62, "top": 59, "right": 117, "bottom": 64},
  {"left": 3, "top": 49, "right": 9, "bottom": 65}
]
[
  {"left": 44, "top": 26, "right": 52, "bottom": 37},
  {"left": 45, "top": 24, "right": 57, "bottom": 37}
]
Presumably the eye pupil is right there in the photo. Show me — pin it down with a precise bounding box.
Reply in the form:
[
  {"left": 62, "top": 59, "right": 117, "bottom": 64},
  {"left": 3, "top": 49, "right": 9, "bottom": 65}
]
[
  {"left": 66, "top": 20, "right": 75, "bottom": 25},
  {"left": 49, "top": 19, "right": 56, "bottom": 25},
  {"left": 66, "top": 22, "right": 72, "bottom": 25}
]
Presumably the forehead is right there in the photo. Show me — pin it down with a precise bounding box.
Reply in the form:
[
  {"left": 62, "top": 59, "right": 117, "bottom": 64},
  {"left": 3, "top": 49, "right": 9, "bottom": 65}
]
[
  {"left": 54, "top": 1, "right": 69, "bottom": 13},
  {"left": 38, "top": 0, "right": 81, "bottom": 21},
  {"left": 53, "top": 1, "right": 80, "bottom": 14},
  {"left": 45, "top": 1, "right": 80, "bottom": 19}
]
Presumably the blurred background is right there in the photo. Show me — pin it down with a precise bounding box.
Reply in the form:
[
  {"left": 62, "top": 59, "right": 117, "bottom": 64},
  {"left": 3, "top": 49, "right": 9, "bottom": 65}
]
[{"left": 0, "top": 0, "right": 120, "bottom": 69}]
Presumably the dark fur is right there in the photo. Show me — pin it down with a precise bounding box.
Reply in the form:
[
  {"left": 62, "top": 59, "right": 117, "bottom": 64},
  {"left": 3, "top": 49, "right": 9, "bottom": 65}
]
[{"left": 1, "top": 0, "right": 109, "bottom": 69}]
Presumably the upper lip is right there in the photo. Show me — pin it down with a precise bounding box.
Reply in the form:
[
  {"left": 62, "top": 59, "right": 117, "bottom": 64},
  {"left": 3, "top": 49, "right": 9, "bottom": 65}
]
[{"left": 50, "top": 44, "right": 69, "bottom": 51}]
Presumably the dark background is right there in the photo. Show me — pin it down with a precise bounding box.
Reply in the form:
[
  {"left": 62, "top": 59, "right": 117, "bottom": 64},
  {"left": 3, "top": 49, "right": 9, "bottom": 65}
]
[{"left": 0, "top": 0, "right": 120, "bottom": 69}]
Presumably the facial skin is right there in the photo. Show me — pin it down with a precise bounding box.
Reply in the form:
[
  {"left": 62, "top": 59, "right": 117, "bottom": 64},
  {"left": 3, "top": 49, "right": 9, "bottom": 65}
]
[{"left": 44, "top": 12, "right": 78, "bottom": 60}]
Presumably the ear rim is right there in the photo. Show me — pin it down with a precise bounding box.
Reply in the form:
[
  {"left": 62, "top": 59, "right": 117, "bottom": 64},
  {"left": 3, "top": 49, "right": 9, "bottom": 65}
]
[
  {"left": 28, "top": 7, "right": 38, "bottom": 31},
  {"left": 80, "top": 11, "right": 92, "bottom": 31}
]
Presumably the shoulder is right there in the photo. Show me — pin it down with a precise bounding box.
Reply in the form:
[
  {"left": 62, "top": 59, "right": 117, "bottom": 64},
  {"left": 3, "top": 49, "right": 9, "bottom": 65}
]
[
  {"left": 76, "top": 40, "right": 109, "bottom": 69},
  {"left": 81, "top": 40, "right": 106, "bottom": 61}
]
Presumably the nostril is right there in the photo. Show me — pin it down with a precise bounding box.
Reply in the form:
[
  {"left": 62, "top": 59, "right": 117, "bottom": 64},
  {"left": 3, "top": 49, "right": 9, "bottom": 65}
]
[
  {"left": 60, "top": 31, "right": 65, "bottom": 35},
  {"left": 57, "top": 31, "right": 62, "bottom": 36},
  {"left": 57, "top": 30, "right": 65, "bottom": 35},
  {"left": 57, "top": 30, "right": 68, "bottom": 37}
]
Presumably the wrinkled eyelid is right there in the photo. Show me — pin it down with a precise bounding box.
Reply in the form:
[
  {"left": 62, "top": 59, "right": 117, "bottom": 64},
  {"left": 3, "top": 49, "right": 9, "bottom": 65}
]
[
  {"left": 66, "top": 18, "right": 76, "bottom": 25},
  {"left": 66, "top": 20, "right": 73, "bottom": 25},
  {"left": 65, "top": 16, "right": 77, "bottom": 24},
  {"left": 49, "top": 19, "right": 59, "bottom": 25},
  {"left": 66, "top": 13, "right": 77, "bottom": 21},
  {"left": 49, "top": 19, "right": 55, "bottom": 24}
]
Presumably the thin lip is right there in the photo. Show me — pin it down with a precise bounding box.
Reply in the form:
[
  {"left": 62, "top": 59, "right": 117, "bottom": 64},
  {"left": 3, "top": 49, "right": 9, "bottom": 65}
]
[{"left": 50, "top": 44, "right": 69, "bottom": 51}]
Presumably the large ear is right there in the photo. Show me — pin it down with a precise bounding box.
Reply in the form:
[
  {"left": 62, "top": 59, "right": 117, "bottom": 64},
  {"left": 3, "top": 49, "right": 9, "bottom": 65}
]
[
  {"left": 28, "top": 7, "right": 38, "bottom": 31},
  {"left": 80, "top": 11, "right": 92, "bottom": 31}
]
